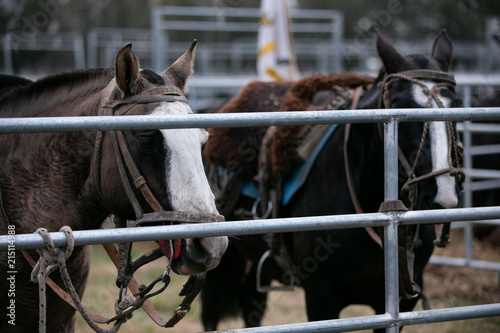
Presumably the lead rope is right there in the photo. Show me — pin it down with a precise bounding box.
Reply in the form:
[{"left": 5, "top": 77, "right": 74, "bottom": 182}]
[{"left": 31, "top": 227, "right": 126, "bottom": 333}]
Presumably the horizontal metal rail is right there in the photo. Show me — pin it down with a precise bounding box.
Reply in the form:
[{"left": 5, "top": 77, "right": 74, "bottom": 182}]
[
  {"left": 2, "top": 206, "right": 500, "bottom": 251},
  {"left": 0, "top": 107, "right": 499, "bottom": 134},
  {"left": 220, "top": 303, "right": 500, "bottom": 333},
  {"left": 430, "top": 255, "right": 500, "bottom": 270}
]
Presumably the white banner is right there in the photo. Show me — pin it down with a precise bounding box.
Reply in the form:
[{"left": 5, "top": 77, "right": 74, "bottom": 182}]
[{"left": 257, "top": 0, "right": 299, "bottom": 81}]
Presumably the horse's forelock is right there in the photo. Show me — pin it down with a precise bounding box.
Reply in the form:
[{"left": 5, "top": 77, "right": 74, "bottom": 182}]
[
  {"left": 140, "top": 69, "right": 165, "bottom": 86},
  {"left": 406, "top": 54, "right": 443, "bottom": 72}
]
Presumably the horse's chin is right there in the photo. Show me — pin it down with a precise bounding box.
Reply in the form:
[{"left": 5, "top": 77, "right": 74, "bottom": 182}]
[{"left": 170, "top": 236, "right": 228, "bottom": 275}]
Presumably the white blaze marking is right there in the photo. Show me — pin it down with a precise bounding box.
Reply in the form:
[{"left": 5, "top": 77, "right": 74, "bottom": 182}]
[
  {"left": 152, "top": 102, "right": 218, "bottom": 214},
  {"left": 412, "top": 82, "right": 458, "bottom": 208}
]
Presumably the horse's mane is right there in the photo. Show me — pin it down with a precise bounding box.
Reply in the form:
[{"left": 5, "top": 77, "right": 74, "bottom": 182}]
[
  {"left": 0, "top": 68, "right": 113, "bottom": 118},
  {"left": 356, "top": 70, "right": 385, "bottom": 110},
  {"left": 204, "top": 81, "right": 291, "bottom": 179}
]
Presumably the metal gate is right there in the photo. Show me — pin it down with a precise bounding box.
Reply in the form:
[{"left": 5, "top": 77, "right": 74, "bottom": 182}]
[{"left": 1, "top": 106, "right": 500, "bottom": 332}]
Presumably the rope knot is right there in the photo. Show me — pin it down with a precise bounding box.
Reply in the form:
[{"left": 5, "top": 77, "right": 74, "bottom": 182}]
[
  {"left": 115, "top": 295, "right": 135, "bottom": 323},
  {"left": 450, "top": 168, "right": 466, "bottom": 187},
  {"left": 31, "top": 226, "right": 75, "bottom": 283}
]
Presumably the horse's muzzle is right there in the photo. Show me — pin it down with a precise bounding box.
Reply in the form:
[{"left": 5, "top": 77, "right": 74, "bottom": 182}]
[{"left": 171, "top": 236, "right": 228, "bottom": 275}]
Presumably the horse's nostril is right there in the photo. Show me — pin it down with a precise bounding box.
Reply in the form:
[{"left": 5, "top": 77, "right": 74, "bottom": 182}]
[
  {"left": 185, "top": 238, "right": 211, "bottom": 263},
  {"left": 192, "top": 238, "right": 206, "bottom": 254}
]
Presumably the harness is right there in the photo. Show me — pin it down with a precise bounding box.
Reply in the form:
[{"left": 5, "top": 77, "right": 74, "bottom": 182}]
[{"left": 19, "top": 79, "right": 224, "bottom": 332}]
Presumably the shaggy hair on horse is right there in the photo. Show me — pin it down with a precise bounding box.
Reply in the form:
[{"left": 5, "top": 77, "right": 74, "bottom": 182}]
[
  {"left": 268, "top": 73, "right": 374, "bottom": 179},
  {"left": 204, "top": 81, "right": 291, "bottom": 180},
  {"left": 204, "top": 74, "right": 373, "bottom": 181}
]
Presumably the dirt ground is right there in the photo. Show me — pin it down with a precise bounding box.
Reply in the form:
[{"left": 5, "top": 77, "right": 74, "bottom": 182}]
[{"left": 76, "top": 228, "right": 500, "bottom": 332}]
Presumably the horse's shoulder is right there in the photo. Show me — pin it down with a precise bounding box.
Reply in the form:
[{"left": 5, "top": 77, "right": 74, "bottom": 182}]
[{"left": 204, "top": 80, "right": 291, "bottom": 179}]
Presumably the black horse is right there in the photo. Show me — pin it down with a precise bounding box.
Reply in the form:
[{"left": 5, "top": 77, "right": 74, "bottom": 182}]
[{"left": 201, "top": 30, "right": 464, "bottom": 332}]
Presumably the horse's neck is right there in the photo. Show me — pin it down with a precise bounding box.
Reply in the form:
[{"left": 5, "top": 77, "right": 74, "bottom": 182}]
[
  {"left": 345, "top": 76, "right": 386, "bottom": 212},
  {"left": 0, "top": 70, "right": 112, "bottom": 118},
  {"left": 1, "top": 130, "right": 106, "bottom": 233},
  {"left": 0, "top": 75, "right": 112, "bottom": 233},
  {"left": 357, "top": 73, "right": 383, "bottom": 110}
]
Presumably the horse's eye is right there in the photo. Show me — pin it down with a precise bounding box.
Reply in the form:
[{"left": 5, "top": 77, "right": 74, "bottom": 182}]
[{"left": 137, "top": 131, "right": 160, "bottom": 149}]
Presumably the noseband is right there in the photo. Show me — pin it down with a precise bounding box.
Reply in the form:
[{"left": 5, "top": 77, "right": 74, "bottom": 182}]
[{"left": 378, "top": 70, "right": 465, "bottom": 208}]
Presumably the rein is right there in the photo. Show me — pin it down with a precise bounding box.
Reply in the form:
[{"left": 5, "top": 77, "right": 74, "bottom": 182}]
[{"left": 24, "top": 79, "right": 223, "bottom": 332}]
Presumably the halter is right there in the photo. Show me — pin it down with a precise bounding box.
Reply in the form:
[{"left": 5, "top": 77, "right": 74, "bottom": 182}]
[
  {"left": 88, "top": 79, "right": 224, "bottom": 329},
  {"left": 377, "top": 69, "right": 465, "bottom": 209}
]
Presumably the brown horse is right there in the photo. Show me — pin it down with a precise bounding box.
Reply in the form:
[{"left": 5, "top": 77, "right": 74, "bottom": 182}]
[{"left": 0, "top": 42, "right": 227, "bottom": 332}]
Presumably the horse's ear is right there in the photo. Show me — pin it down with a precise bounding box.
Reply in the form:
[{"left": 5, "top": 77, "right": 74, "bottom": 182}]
[
  {"left": 161, "top": 40, "right": 197, "bottom": 92},
  {"left": 431, "top": 30, "right": 453, "bottom": 72},
  {"left": 114, "top": 43, "right": 142, "bottom": 96},
  {"left": 376, "top": 30, "right": 407, "bottom": 74}
]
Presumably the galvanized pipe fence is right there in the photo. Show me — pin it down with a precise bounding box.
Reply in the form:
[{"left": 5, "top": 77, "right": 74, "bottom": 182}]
[{"left": 1, "top": 107, "right": 500, "bottom": 332}]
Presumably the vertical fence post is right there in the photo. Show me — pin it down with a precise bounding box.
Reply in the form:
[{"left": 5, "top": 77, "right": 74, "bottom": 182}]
[
  {"left": 151, "top": 7, "right": 165, "bottom": 73},
  {"left": 461, "top": 86, "right": 474, "bottom": 267},
  {"left": 384, "top": 118, "right": 400, "bottom": 332},
  {"left": 3, "top": 34, "right": 13, "bottom": 74},
  {"left": 462, "top": 119, "right": 474, "bottom": 265}
]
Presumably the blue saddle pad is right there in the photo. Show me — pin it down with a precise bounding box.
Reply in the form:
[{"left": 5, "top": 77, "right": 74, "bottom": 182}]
[{"left": 241, "top": 124, "right": 339, "bottom": 205}]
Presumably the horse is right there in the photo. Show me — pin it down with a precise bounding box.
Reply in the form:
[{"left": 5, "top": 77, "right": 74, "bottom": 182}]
[
  {"left": 0, "top": 41, "right": 228, "bottom": 332},
  {"left": 201, "top": 30, "right": 464, "bottom": 332}
]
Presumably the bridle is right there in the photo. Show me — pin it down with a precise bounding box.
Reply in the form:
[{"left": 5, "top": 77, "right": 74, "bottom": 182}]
[
  {"left": 22, "top": 79, "right": 225, "bottom": 332},
  {"left": 377, "top": 69, "right": 465, "bottom": 209},
  {"left": 94, "top": 79, "right": 225, "bottom": 328},
  {"left": 93, "top": 78, "right": 189, "bottom": 213},
  {"left": 343, "top": 69, "right": 466, "bottom": 299}
]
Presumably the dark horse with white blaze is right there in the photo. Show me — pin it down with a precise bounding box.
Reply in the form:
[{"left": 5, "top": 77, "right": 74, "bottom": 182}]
[
  {"left": 201, "top": 30, "right": 464, "bottom": 331},
  {"left": 0, "top": 42, "right": 228, "bottom": 332}
]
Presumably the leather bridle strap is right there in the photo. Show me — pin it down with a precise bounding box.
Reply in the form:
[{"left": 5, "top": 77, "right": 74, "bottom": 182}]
[
  {"left": 108, "top": 128, "right": 145, "bottom": 218},
  {"left": 93, "top": 80, "right": 187, "bottom": 200},
  {"left": 95, "top": 81, "right": 224, "bottom": 328},
  {"left": 116, "top": 130, "right": 164, "bottom": 213},
  {"left": 343, "top": 87, "right": 383, "bottom": 247},
  {"left": 102, "top": 86, "right": 187, "bottom": 111},
  {"left": 98, "top": 83, "right": 185, "bottom": 219}
]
